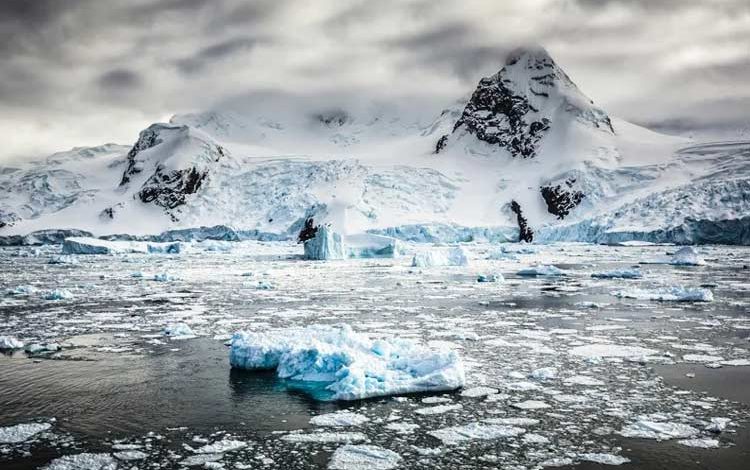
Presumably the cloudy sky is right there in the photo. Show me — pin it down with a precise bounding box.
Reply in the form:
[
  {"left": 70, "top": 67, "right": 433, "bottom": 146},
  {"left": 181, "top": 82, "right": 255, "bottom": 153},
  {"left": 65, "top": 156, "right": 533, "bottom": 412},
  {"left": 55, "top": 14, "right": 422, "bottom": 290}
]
[{"left": 2, "top": 0, "right": 749, "bottom": 161}]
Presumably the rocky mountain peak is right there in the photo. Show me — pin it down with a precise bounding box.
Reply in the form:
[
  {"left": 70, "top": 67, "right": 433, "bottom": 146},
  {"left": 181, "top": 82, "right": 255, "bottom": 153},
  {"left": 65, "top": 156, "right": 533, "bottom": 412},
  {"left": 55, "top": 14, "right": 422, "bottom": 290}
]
[{"left": 437, "top": 45, "right": 614, "bottom": 158}]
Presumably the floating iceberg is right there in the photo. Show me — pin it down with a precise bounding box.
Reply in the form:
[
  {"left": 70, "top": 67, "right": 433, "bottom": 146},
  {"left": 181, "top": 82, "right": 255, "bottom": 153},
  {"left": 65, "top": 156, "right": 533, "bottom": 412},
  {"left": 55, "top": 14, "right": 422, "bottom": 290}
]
[
  {"left": 304, "top": 225, "right": 346, "bottom": 260},
  {"left": 6, "top": 285, "right": 38, "bottom": 296},
  {"left": 517, "top": 265, "right": 566, "bottom": 277},
  {"left": 62, "top": 237, "right": 181, "bottom": 255},
  {"left": 477, "top": 273, "right": 503, "bottom": 283},
  {"left": 591, "top": 268, "right": 642, "bottom": 279},
  {"left": 163, "top": 323, "right": 195, "bottom": 338},
  {"left": 229, "top": 324, "right": 465, "bottom": 401},
  {"left": 346, "top": 233, "right": 401, "bottom": 258},
  {"left": 42, "top": 289, "right": 74, "bottom": 301},
  {"left": 411, "top": 247, "right": 469, "bottom": 267},
  {"left": 670, "top": 246, "right": 705, "bottom": 266},
  {"left": 0, "top": 336, "right": 24, "bottom": 350},
  {"left": 612, "top": 286, "right": 714, "bottom": 302},
  {"left": 47, "top": 255, "right": 79, "bottom": 265}
]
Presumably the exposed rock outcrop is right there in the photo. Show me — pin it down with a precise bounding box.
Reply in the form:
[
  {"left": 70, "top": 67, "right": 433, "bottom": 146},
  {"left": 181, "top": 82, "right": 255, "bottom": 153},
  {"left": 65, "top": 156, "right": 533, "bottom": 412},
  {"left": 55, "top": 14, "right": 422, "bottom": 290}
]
[
  {"left": 510, "top": 200, "right": 534, "bottom": 242},
  {"left": 540, "top": 179, "right": 585, "bottom": 219}
]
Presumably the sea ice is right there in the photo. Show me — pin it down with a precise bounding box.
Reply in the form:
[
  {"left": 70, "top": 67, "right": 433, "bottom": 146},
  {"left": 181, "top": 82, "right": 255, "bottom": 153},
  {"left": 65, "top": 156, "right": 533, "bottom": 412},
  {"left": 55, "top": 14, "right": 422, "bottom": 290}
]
[
  {"left": 517, "top": 265, "right": 566, "bottom": 277},
  {"left": 113, "top": 450, "right": 148, "bottom": 461},
  {"left": 678, "top": 438, "right": 720, "bottom": 448},
  {"left": 411, "top": 246, "right": 469, "bottom": 267},
  {"left": 328, "top": 444, "right": 401, "bottom": 470},
  {"left": 229, "top": 325, "right": 465, "bottom": 400},
  {"left": 670, "top": 247, "right": 705, "bottom": 266},
  {"left": 414, "top": 404, "right": 462, "bottom": 415},
  {"left": 280, "top": 432, "right": 367, "bottom": 443},
  {"left": 579, "top": 453, "right": 630, "bottom": 465},
  {"left": 304, "top": 225, "right": 346, "bottom": 260},
  {"left": 0, "top": 422, "right": 51, "bottom": 443},
  {"left": 569, "top": 344, "right": 659, "bottom": 359},
  {"left": 0, "top": 335, "right": 24, "bottom": 350},
  {"left": 612, "top": 286, "right": 713, "bottom": 302},
  {"left": 193, "top": 439, "right": 247, "bottom": 453},
  {"left": 310, "top": 411, "right": 369, "bottom": 427},
  {"left": 43, "top": 453, "right": 118, "bottom": 470},
  {"left": 511, "top": 400, "right": 551, "bottom": 410},
  {"left": 619, "top": 420, "right": 698, "bottom": 440},
  {"left": 345, "top": 233, "right": 401, "bottom": 258},
  {"left": 591, "top": 268, "right": 642, "bottom": 279},
  {"left": 477, "top": 273, "right": 503, "bottom": 283},
  {"left": 428, "top": 423, "right": 525, "bottom": 444},
  {"left": 460, "top": 386, "right": 499, "bottom": 397},
  {"left": 530, "top": 367, "right": 558, "bottom": 380}
]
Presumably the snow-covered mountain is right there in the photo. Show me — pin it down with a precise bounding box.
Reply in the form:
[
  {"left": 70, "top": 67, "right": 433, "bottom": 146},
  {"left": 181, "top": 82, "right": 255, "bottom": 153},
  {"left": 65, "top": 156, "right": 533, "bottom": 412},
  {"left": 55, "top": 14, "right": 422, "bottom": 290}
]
[{"left": 1, "top": 47, "right": 748, "bottom": 245}]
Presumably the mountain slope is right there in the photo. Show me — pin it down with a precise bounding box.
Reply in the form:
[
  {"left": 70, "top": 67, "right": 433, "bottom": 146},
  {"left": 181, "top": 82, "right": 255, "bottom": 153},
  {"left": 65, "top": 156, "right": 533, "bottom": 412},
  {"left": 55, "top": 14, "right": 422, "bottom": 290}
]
[{"left": 1, "top": 46, "right": 747, "bottom": 245}]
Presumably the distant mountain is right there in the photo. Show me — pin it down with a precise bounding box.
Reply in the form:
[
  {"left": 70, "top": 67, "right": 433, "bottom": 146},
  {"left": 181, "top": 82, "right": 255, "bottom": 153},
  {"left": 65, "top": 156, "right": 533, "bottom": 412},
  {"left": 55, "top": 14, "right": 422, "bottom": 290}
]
[{"left": 1, "top": 46, "right": 748, "bottom": 245}]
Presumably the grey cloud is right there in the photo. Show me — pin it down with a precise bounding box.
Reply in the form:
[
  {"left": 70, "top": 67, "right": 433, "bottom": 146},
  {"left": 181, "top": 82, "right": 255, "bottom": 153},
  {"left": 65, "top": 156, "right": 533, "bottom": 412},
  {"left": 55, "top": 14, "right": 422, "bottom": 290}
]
[
  {"left": 98, "top": 69, "right": 142, "bottom": 90},
  {"left": 176, "top": 37, "right": 261, "bottom": 74}
]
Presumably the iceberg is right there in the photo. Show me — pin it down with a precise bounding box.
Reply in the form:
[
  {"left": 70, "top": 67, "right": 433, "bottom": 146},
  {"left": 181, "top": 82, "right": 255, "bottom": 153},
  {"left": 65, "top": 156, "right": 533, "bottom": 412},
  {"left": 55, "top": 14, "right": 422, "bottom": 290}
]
[
  {"left": 477, "top": 273, "right": 503, "bottom": 283},
  {"left": 411, "top": 247, "right": 469, "bottom": 267},
  {"left": 517, "top": 265, "right": 566, "bottom": 277},
  {"left": 229, "top": 325, "right": 465, "bottom": 401},
  {"left": 591, "top": 268, "right": 642, "bottom": 279},
  {"left": 62, "top": 237, "right": 181, "bottom": 255},
  {"left": 304, "top": 225, "right": 346, "bottom": 260},
  {"left": 42, "top": 289, "right": 74, "bottom": 301},
  {"left": 612, "top": 286, "right": 714, "bottom": 302},
  {"left": 0, "top": 336, "right": 24, "bottom": 350},
  {"left": 670, "top": 246, "right": 705, "bottom": 266},
  {"left": 345, "top": 233, "right": 401, "bottom": 258},
  {"left": 163, "top": 323, "right": 195, "bottom": 338}
]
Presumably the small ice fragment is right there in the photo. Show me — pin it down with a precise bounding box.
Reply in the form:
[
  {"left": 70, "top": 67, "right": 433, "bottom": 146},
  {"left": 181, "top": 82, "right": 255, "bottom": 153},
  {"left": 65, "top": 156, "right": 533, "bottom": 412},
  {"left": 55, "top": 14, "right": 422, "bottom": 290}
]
[
  {"left": 529, "top": 367, "right": 557, "bottom": 381},
  {"left": 670, "top": 247, "right": 705, "bottom": 266},
  {"left": 428, "top": 423, "right": 525, "bottom": 445},
  {"left": 517, "top": 265, "right": 566, "bottom": 277},
  {"left": 579, "top": 453, "right": 630, "bottom": 465},
  {"left": 43, "top": 453, "right": 117, "bottom": 470},
  {"left": 460, "top": 386, "right": 499, "bottom": 398},
  {"left": 310, "top": 411, "right": 369, "bottom": 427},
  {"left": 280, "top": 432, "right": 366, "bottom": 443},
  {"left": 0, "top": 422, "right": 52, "bottom": 443},
  {"left": 328, "top": 444, "right": 401, "bottom": 470},
  {"left": 511, "top": 400, "right": 550, "bottom": 410},
  {"left": 678, "top": 438, "right": 720, "bottom": 448},
  {"left": 42, "top": 289, "right": 74, "bottom": 300},
  {"left": 0, "top": 335, "right": 24, "bottom": 350},
  {"left": 414, "top": 404, "right": 462, "bottom": 415}
]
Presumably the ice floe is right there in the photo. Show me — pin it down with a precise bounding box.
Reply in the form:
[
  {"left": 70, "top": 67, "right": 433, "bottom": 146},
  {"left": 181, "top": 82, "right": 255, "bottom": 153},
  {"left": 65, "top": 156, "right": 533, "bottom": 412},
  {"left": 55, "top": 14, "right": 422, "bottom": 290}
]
[
  {"left": 43, "top": 453, "right": 117, "bottom": 470},
  {"left": 670, "top": 246, "right": 705, "bottom": 266},
  {"left": 619, "top": 419, "right": 698, "bottom": 440},
  {"left": 229, "top": 325, "right": 465, "bottom": 400},
  {"left": 612, "top": 286, "right": 714, "bottom": 302},
  {"left": 517, "top": 265, "right": 566, "bottom": 277},
  {"left": 0, "top": 335, "right": 24, "bottom": 350},
  {"left": 428, "top": 423, "right": 525, "bottom": 444},
  {"left": 569, "top": 344, "right": 659, "bottom": 359},
  {"left": 0, "top": 422, "right": 51, "bottom": 443},
  {"left": 579, "top": 453, "right": 630, "bottom": 465},
  {"left": 310, "top": 411, "right": 369, "bottom": 427},
  {"left": 163, "top": 323, "right": 196, "bottom": 338},
  {"left": 42, "top": 289, "right": 74, "bottom": 300},
  {"left": 328, "top": 444, "right": 401, "bottom": 470},
  {"left": 281, "top": 431, "right": 367, "bottom": 443}
]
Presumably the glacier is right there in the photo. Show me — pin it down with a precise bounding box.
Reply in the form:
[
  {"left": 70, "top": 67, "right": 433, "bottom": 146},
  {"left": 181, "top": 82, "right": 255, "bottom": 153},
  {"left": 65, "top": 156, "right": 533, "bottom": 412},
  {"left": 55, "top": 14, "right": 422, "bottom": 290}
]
[{"left": 228, "top": 325, "right": 465, "bottom": 401}]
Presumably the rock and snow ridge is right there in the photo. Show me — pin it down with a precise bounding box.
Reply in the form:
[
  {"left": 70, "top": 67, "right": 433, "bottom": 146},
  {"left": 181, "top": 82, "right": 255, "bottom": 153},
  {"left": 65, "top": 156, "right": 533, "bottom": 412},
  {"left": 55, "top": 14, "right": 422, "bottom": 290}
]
[{"left": 0, "top": 47, "right": 748, "bottom": 245}]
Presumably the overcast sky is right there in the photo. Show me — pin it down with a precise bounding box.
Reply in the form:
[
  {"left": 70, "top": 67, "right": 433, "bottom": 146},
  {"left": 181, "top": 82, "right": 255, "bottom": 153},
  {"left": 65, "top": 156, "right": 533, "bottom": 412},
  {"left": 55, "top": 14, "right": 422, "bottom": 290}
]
[{"left": 2, "top": 0, "right": 749, "bottom": 161}]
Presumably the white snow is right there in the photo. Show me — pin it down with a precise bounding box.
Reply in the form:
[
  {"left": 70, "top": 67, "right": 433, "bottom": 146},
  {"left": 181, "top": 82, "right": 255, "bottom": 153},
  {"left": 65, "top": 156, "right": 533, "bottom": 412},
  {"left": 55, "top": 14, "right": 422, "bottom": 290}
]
[
  {"left": 310, "top": 411, "right": 369, "bottom": 427},
  {"left": 304, "top": 225, "right": 346, "bottom": 260},
  {"left": 612, "top": 286, "right": 713, "bottom": 302},
  {"left": 229, "top": 325, "right": 465, "bottom": 400},
  {"left": 428, "top": 423, "right": 525, "bottom": 444},
  {"left": 328, "top": 444, "right": 401, "bottom": 470},
  {"left": 0, "top": 422, "right": 51, "bottom": 443},
  {"left": 0, "top": 335, "right": 24, "bottom": 350},
  {"left": 411, "top": 246, "right": 469, "bottom": 267}
]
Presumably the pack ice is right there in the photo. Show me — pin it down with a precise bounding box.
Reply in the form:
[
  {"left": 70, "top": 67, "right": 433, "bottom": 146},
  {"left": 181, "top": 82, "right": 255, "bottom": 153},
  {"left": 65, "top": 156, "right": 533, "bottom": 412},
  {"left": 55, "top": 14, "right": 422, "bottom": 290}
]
[{"left": 229, "top": 325, "right": 465, "bottom": 400}]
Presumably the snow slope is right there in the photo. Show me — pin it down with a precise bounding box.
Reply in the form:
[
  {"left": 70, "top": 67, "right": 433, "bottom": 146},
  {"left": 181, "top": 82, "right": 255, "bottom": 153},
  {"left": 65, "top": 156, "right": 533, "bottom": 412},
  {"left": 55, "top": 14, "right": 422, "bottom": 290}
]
[{"left": 1, "top": 47, "right": 747, "bottom": 245}]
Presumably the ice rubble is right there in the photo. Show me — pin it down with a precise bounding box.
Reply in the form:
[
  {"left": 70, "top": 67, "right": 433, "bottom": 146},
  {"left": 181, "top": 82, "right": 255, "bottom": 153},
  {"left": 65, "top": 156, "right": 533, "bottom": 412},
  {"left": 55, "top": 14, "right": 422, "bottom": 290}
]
[
  {"left": 42, "top": 289, "right": 74, "bottom": 301},
  {"left": 163, "top": 323, "right": 196, "bottom": 338},
  {"left": 517, "top": 265, "right": 566, "bottom": 277},
  {"left": 612, "top": 286, "right": 714, "bottom": 302},
  {"left": 0, "top": 335, "right": 24, "bottom": 350},
  {"left": 411, "top": 247, "right": 469, "bottom": 267},
  {"left": 328, "top": 444, "right": 402, "bottom": 470},
  {"left": 229, "top": 325, "right": 465, "bottom": 401},
  {"left": 43, "top": 453, "right": 118, "bottom": 470},
  {"left": 62, "top": 237, "right": 181, "bottom": 255},
  {"left": 670, "top": 246, "right": 705, "bottom": 266},
  {"left": 304, "top": 225, "right": 346, "bottom": 260},
  {"left": 0, "top": 422, "right": 51, "bottom": 443}
]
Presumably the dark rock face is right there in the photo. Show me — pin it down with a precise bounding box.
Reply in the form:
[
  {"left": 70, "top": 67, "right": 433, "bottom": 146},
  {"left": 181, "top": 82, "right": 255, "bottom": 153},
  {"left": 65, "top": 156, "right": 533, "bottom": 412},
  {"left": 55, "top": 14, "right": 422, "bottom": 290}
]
[
  {"left": 138, "top": 166, "right": 210, "bottom": 220},
  {"left": 453, "top": 75, "right": 551, "bottom": 158},
  {"left": 540, "top": 179, "right": 585, "bottom": 219},
  {"left": 314, "top": 109, "right": 350, "bottom": 127},
  {"left": 120, "top": 126, "right": 163, "bottom": 186},
  {"left": 297, "top": 217, "right": 319, "bottom": 243},
  {"left": 510, "top": 200, "right": 534, "bottom": 242},
  {"left": 446, "top": 47, "right": 613, "bottom": 158},
  {"left": 0, "top": 209, "right": 19, "bottom": 229},
  {"left": 435, "top": 135, "right": 448, "bottom": 154}
]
